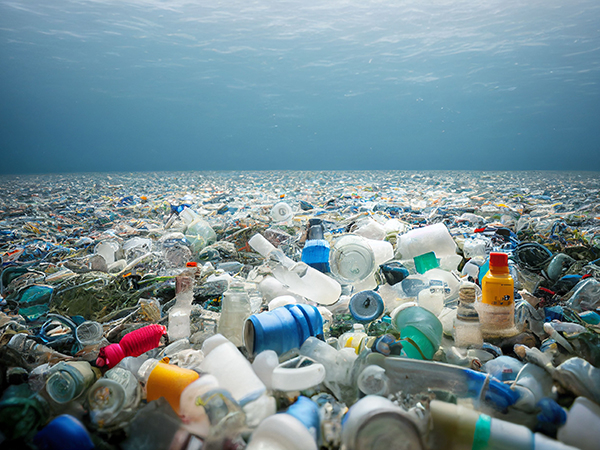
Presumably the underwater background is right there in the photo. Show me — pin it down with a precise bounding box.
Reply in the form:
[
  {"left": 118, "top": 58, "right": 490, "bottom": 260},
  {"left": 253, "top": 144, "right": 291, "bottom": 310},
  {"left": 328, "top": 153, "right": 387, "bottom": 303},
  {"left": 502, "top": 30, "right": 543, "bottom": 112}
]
[{"left": 1, "top": 0, "right": 599, "bottom": 173}]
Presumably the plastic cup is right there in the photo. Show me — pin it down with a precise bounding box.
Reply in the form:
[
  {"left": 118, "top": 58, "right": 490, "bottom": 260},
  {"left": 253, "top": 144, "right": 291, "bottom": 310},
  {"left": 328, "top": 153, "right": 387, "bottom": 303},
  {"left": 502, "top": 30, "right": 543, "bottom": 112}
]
[{"left": 392, "top": 305, "right": 443, "bottom": 360}]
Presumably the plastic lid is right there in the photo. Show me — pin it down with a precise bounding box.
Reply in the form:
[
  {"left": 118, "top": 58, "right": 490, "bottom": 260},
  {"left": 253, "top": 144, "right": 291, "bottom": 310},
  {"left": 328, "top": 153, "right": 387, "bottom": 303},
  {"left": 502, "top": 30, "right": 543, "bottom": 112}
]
[
  {"left": 186, "top": 261, "right": 198, "bottom": 267},
  {"left": 349, "top": 290, "right": 384, "bottom": 322},
  {"left": 414, "top": 251, "right": 439, "bottom": 274},
  {"left": 489, "top": 252, "right": 508, "bottom": 268}
]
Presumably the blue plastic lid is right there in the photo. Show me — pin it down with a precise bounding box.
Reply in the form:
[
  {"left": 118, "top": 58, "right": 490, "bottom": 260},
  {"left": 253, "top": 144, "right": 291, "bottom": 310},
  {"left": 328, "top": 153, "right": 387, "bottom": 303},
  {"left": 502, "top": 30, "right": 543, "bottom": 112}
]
[
  {"left": 33, "top": 415, "right": 94, "bottom": 450},
  {"left": 349, "top": 290, "right": 384, "bottom": 322}
]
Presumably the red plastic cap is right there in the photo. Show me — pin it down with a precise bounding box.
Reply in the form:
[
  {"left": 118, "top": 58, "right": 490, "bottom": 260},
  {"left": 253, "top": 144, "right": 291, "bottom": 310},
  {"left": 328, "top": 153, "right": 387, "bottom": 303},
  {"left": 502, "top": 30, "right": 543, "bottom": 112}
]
[
  {"left": 186, "top": 262, "right": 198, "bottom": 267},
  {"left": 489, "top": 252, "right": 508, "bottom": 268}
]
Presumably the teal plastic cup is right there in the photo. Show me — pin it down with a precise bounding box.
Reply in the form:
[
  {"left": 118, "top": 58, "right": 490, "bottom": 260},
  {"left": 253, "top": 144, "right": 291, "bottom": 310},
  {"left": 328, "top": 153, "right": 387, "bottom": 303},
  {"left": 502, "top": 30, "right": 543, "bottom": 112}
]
[{"left": 392, "top": 306, "right": 442, "bottom": 360}]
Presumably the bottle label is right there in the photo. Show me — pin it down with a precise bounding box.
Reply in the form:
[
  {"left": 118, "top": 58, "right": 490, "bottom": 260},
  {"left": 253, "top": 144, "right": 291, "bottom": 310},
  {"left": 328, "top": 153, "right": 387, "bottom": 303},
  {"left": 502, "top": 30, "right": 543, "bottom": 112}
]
[{"left": 482, "top": 281, "right": 513, "bottom": 306}]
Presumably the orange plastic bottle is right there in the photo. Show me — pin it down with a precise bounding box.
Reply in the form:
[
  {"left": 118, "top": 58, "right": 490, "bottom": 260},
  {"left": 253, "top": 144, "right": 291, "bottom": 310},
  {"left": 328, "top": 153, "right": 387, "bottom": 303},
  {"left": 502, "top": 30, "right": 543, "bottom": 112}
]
[{"left": 478, "top": 252, "right": 518, "bottom": 338}]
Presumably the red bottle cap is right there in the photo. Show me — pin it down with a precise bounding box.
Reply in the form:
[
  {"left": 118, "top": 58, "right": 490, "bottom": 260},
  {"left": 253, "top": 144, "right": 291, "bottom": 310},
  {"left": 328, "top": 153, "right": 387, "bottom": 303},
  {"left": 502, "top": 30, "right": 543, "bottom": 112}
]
[
  {"left": 489, "top": 252, "right": 508, "bottom": 268},
  {"left": 186, "top": 262, "right": 198, "bottom": 267}
]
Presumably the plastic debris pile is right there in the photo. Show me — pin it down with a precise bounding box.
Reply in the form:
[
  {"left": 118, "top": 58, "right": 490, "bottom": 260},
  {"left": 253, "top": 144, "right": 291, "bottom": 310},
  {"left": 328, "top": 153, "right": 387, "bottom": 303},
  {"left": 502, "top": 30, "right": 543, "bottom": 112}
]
[{"left": 1, "top": 170, "right": 600, "bottom": 450}]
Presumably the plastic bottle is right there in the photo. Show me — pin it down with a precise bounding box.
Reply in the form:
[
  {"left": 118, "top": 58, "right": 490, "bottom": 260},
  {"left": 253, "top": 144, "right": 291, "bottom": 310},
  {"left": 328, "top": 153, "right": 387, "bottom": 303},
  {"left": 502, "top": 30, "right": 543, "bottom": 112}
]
[
  {"left": 6, "top": 333, "right": 72, "bottom": 370},
  {"left": 179, "top": 207, "right": 217, "bottom": 254},
  {"left": 301, "top": 218, "right": 330, "bottom": 273},
  {"left": 454, "top": 281, "right": 483, "bottom": 348},
  {"left": 557, "top": 397, "right": 600, "bottom": 450},
  {"left": 341, "top": 395, "right": 425, "bottom": 450},
  {"left": 479, "top": 252, "right": 519, "bottom": 338},
  {"left": 87, "top": 367, "right": 141, "bottom": 430},
  {"left": 249, "top": 233, "right": 341, "bottom": 305},
  {"left": 169, "top": 262, "right": 197, "bottom": 341},
  {"left": 417, "top": 282, "right": 445, "bottom": 316},
  {"left": 45, "top": 361, "right": 98, "bottom": 404},
  {"left": 96, "top": 323, "right": 167, "bottom": 368},
  {"left": 244, "top": 303, "right": 323, "bottom": 355},
  {"left": 337, "top": 323, "right": 369, "bottom": 354},
  {"left": 430, "top": 400, "right": 578, "bottom": 450},
  {"left": 380, "top": 356, "right": 520, "bottom": 411},
  {"left": 300, "top": 337, "right": 358, "bottom": 402},
  {"left": 200, "top": 334, "right": 266, "bottom": 406},
  {"left": 396, "top": 223, "right": 457, "bottom": 260},
  {"left": 218, "top": 281, "right": 251, "bottom": 347},
  {"left": 137, "top": 359, "right": 200, "bottom": 414},
  {"left": 246, "top": 396, "right": 320, "bottom": 450}
]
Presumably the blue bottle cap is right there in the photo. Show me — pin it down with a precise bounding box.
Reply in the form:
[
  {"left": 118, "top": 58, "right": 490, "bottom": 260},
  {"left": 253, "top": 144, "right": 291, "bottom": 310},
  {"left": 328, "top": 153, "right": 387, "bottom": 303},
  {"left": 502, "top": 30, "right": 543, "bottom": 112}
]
[
  {"left": 349, "top": 290, "right": 384, "bottom": 322},
  {"left": 33, "top": 415, "right": 94, "bottom": 450}
]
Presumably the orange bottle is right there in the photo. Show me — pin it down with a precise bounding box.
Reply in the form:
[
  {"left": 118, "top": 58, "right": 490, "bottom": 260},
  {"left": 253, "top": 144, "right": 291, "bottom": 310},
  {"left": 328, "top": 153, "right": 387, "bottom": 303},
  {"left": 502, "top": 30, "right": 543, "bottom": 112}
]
[
  {"left": 139, "top": 360, "right": 199, "bottom": 414},
  {"left": 479, "top": 252, "right": 518, "bottom": 338}
]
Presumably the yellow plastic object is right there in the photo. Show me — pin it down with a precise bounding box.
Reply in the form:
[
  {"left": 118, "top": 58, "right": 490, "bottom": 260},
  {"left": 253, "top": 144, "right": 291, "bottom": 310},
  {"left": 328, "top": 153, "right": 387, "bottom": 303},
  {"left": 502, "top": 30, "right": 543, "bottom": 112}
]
[
  {"left": 481, "top": 253, "right": 513, "bottom": 307},
  {"left": 146, "top": 362, "right": 199, "bottom": 414}
]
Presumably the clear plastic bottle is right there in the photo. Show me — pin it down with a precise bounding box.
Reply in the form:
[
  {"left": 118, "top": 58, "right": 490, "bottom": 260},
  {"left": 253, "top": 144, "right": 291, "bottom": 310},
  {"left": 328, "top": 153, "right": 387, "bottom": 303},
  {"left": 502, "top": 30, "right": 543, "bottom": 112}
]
[
  {"left": 179, "top": 207, "right": 217, "bottom": 254},
  {"left": 453, "top": 281, "right": 483, "bottom": 348},
  {"left": 218, "top": 281, "right": 251, "bottom": 347},
  {"left": 168, "top": 262, "right": 197, "bottom": 341},
  {"left": 45, "top": 361, "right": 98, "bottom": 404}
]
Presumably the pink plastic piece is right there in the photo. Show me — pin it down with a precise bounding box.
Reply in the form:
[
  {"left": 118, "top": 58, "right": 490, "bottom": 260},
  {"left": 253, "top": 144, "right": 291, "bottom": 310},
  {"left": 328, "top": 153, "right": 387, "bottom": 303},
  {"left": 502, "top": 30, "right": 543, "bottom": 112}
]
[{"left": 96, "top": 324, "right": 166, "bottom": 368}]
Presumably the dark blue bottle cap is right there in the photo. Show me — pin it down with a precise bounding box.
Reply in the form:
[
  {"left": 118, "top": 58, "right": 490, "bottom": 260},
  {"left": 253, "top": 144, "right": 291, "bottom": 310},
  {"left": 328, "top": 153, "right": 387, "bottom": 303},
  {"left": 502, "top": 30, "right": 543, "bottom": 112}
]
[{"left": 349, "top": 290, "right": 384, "bottom": 322}]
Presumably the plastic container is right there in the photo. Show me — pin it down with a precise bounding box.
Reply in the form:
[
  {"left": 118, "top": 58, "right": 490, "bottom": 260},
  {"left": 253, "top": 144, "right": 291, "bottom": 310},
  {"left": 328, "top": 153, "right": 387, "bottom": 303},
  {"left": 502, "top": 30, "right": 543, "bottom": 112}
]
[
  {"left": 45, "top": 361, "right": 97, "bottom": 404},
  {"left": 479, "top": 252, "right": 519, "bottom": 338},
  {"left": 454, "top": 281, "right": 483, "bottom": 348},
  {"left": 246, "top": 396, "right": 319, "bottom": 450},
  {"left": 301, "top": 218, "right": 330, "bottom": 273},
  {"left": 138, "top": 359, "right": 199, "bottom": 414},
  {"left": 391, "top": 304, "right": 443, "bottom": 360},
  {"left": 168, "top": 262, "right": 196, "bottom": 341},
  {"left": 329, "top": 234, "right": 376, "bottom": 285},
  {"left": 417, "top": 283, "right": 445, "bottom": 317},
  {"left": 180, "top": 207, "right": 217, "bottom": 253},
  {"left": 430, "top": 400, "right": 578, "bottom": 450},
  {"left": 557, "top": 397, "right": 600, "bottom": 450},
  {"left": 341, "top": 395, "right": 424, "bottom": 450},
  {"left": 396, "top": 223, "right": 457, "bottom": 260},
  {"left": 383, "top": 357, "right": 520, "bottom": 411},
  {"left": 337, "top": 323, "right": 369, "bottom": 354},
  {"left": 244, "top": 303, "right": 323, "bottom": 356},
  {"left": 97, "top": 323, "right": 167, "bottom": 368},
  {"left": 249, "top": 233, "right": 341, "bottom": 306},
  {"left": 88, "top": 367, "right": 141, "bottom": 430},
  {"left": 200, "top": 334, "right": 266, "bottom": 406},
  {"left": 218, "top": 281, "right": 251, "bottom": 347}
]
